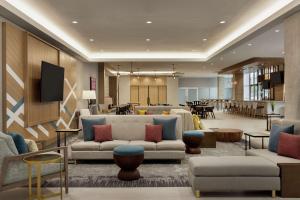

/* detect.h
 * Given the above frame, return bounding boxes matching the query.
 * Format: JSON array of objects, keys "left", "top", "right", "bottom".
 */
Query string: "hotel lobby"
[{"left": 1, "top": 0, "right": 300, "bottom": 199}]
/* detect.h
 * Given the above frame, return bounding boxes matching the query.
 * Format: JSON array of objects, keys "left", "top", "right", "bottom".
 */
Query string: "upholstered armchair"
[{"left": 0, "top": 138, "right": 68, "bottom": 193}]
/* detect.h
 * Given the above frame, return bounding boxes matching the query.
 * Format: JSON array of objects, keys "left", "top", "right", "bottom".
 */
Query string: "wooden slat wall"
[{"left": 3, "top": 22, "right": 78, "bottom": 144}]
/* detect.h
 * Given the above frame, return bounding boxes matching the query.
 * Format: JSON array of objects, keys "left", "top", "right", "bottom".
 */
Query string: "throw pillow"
[
  {"left": 268, "top": 124, "right": 294, "bottom": 152},
  {"left": 138, "top": 110, "right": 147, "bottom": 115},
  {"left": 8, "top": 133, "right": 29, "bottom": 154},
  {"left": 94, "top": 124, "right": 113, "bottom": 142},
  {"left": 145, "top": 124, "right": 163, "bottom": 143},
  {"left": 25, "top": 139, "right": 39, "bottom": 152},
  {"left": 153, "top": 117, "right": 177, "bottom": 140},
  {"left": 162, "top": 111, "right": 170, "bottom": 115},
  {"left": 82, "top": 118, "right": 106, "bottom": 141},
  {"left": 192, "top": 115, "right": 205, "bottom": 130},
  {"left": 0, "top": 131, "right": 19, "bottom": 154},
  {"left": 277, "top": 132, "right": 300, "bottom": 160}
]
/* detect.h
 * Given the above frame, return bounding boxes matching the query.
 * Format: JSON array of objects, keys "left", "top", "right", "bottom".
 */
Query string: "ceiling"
[{"left": 1, "top": 0, "right": 299, "bottom": 62}]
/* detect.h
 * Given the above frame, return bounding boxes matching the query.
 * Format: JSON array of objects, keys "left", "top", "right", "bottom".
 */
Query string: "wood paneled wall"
[
  {"left": 109, "top": 76, "right": 117, "bottom": 105},
  {"left": 2, "top": 22, "right": 78, "bottom": 144},
  {"left": 26, "top": 34, "right": 60, "bottom": 126}
]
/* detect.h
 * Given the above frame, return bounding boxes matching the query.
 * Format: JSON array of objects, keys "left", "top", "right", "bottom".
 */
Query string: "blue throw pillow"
[
  {"left": 153, "top": 118, "right": 177, "bottom": 140},
  {"left": 268, "top": 124, "right": 294, "bottom": 152},
  {"left": 82, "top": 118, "right": 106, "bottom": 141},
  {"left": 7, "top": 132, "right": 29, "bottom": 154}
]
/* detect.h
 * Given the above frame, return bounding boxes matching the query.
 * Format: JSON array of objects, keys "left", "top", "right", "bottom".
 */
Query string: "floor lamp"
[{"left": 82, "top": 90, "right": 96, "bottom": 109}]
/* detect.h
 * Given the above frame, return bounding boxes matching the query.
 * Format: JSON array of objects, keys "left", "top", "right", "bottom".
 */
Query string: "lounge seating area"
[{"left": 2, "top": 1, "right": 300, "bottom": 200}]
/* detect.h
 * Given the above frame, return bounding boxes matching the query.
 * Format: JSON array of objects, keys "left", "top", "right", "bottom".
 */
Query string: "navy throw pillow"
[
  {"left": 8, "top": 132, "right": 29, "bottom": 154},
  {"left": 268, "top": 124, "right": 294, "bottom": 152},
  {"left": 153, "top": 117, "right": 177, "bottom": 140},
  {"left": 82, "top": 118, "right": 106, "bottom": 141}
]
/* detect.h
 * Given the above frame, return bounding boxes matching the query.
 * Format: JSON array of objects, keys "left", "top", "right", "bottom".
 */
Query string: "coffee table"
[
  {"left": 244, "top": 132, "right": 270, "bottom": 150},
  {"left": 211, "top": 128, "right": 243, "bottom": 142}
]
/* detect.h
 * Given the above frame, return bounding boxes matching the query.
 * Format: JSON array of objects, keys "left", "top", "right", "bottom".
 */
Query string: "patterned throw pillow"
[{"left": 25, "top": 139, "right": 39, "bottom": 152}]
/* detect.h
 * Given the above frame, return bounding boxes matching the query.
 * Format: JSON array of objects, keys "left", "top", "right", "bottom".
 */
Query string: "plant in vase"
[{"left": 271, "top": 101, "right": 275, "bottom": 113}]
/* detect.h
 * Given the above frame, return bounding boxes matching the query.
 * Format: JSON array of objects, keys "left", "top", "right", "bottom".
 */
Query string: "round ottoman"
[
  {"left": 113, "top": 145, "right": 144, "bottom": 181},
  {"left": 183, "top": 130, "right": 204, "bottom": 154}
]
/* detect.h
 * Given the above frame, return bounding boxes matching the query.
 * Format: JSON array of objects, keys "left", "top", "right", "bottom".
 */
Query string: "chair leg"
[
  {"left": 272, "top": 190, "right": 276, "bottom": 198},
  {"left": 195, "top": 190, "right": 200, "bottom": 198}
]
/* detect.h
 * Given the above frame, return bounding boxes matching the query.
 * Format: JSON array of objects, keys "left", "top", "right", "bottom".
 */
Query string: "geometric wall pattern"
[{"left": 4, "top": 22, "right": 78, "bottom": 143}]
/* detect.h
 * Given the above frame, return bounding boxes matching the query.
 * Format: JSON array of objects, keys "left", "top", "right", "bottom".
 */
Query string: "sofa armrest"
[
  {"left": 0, "top": 146, "right": 68, "bottom": 187},
  {"left": 278, "top": 163, "right": 300, "bottom": 197}
]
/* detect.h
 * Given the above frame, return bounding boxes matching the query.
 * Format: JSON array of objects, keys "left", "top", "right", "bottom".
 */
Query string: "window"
[{"left": 244, "top": 70, "right": 260, "bottom": 101}]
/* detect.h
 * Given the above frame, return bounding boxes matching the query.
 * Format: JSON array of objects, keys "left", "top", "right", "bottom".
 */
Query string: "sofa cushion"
[
  {"left": 0, "top": 131, "right": 18, "bottom": 155},
  {"left": 129, "top": 140, "right": 156, "bottom": 150},
  {"left": 156, "top": 140, "right": 185, "bottom": 151},
  {"left": 113, "top": 145, "right": 144, "bottom": 156},
  {"left": 71, "top": 141, "right": 101, "bottom": 151},
  {"left": 189, "top": 156, "right": 279, "bottom": 177},
  {"left": 153, "top": 117, "right": 177, "bottom": 140},
  {"left": 268, "top": 124, "right": 294, "bottom": 152},
  {"left": 8, "top": 133, "right": 28, "bottom": 154},
  {"left": 277, "top": 133, "right": 300, "bottom": 160},
  {"left": 100, "top": 140, "right": 129, "bottom": 151},
  {"left": 246, "top": 149, "right": 300, "bottom": 163},
  {"left": 145, "top": 124, "right": 162, "bottom": 143},
  {"left": 94, "top": 124, "right": 112, "bottom": 142},
  {"left": 82, "top": 118, "right": 106, "bottom": 141}
]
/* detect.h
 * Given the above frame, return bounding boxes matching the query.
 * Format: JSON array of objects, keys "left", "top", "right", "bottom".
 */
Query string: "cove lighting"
[
  {"left": 107, "top": 68, "right": 175, "bottom": 76},
  {"left": 3, "top": 0, "right": 297, "bottom": 61}
]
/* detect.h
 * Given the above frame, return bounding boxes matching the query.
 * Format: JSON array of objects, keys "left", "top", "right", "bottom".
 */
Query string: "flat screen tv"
[
  {"left": 262, "top": 80, "right": 270, "bottom": 89},
  {"left": 40, "top": 61, "right": 65, "bottom": 102},
  {"left": 270, "top": 71, "right": 284, "bottom": 85}
]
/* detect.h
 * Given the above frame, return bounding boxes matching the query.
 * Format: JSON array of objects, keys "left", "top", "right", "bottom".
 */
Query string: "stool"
[
  {"left": 183, "top": 130, "right": 204, "bottom": 154},
  {"left": 113, "top": 145, "right": 144, "bottom": 180}
]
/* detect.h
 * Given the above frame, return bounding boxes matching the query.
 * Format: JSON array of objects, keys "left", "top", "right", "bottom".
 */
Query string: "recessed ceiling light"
[
  {"left": 275, "top": 29, "right": 280, "bottom": 33},
  {"left": 89, "top": 38, "right": 94, "bottom": 42},
  {"left": 232, "top": 50, "right": 236, "bottom": 54},
  {"left": 282, "top": 51, "right": 285, "bottom": 55},
  {"left": 220, "top": 56, "right": 224, "bottom": 60},
  {"left": 210, "top": 63, "right": 214, "bottom": 65},
  {"left": 146, "top": 21, "right": 152, "bottom": 24},
  {"left": 248, "top": 43, "right": 253, "bottom": 46},
  {"left": 203, "top": 38, "right": 207, "bottom": 42},
  {"left": 219, "top": 20, "right": 226, "bottom": 24},
  {"left": 146, "top": 38, "right": 151, "bottom": 42},
  {"left": 72, "top": 20, "right": 78, "bottom": 24}
]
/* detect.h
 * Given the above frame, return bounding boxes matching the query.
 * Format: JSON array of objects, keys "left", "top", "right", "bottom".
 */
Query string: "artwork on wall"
[
  {"left": 90, "top": 77, "right": 97, "bottom": 104},
  {"left": 90, "top": 77, "right": 97, "bottom": 90}
]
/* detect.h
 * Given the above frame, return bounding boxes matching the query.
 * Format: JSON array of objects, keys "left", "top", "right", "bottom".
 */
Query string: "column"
[{"left": 284, "top": 11, "right": 300, "bottom": 119}]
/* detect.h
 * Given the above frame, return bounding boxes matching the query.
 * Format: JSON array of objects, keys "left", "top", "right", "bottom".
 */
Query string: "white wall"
[
  {"left": 167, "top": 77, "right": 179, "bottom": 106},
  {"left": 118, "top": 76, "right": 130, "bottom": 105},
  {"left": 76, "top": 61, "right": 98, "bottom": 109},
  {"left": 104, "top": 70, "right": 109, "bottom": 97},
  {"left": 0, "top": 20, "right": 3, "bottom": 131}
]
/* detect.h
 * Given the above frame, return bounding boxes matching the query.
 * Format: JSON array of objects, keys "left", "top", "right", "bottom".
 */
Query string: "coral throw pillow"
[
  {"left": 277, "top": 132, "right": 300, "bottom": 160},
  {"left": 145, "top": 124, "right": 163, "bottom": 143},
  {"left": 94, "top": 125, "right": 112, "bottom": 142}
]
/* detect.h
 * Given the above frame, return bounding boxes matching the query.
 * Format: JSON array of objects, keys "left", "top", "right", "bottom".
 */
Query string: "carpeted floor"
[{"left": 44, "top": 142, "right": 245, "bottom": 187}]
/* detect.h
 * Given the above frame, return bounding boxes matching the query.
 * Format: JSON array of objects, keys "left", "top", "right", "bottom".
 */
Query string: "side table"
[
  {"left": 23, "top": 153, "right": 63, "bottom": 200},
  {"left": 56, "top": 129, "right": 81, "bottom": 152},
  {"left": 244, "top": 132, "right": 269, "bottom": 150}
]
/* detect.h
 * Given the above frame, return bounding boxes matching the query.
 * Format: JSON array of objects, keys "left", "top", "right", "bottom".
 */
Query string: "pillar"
[{"left": 284, "top": 11, "right": 300, "bottom": 119}]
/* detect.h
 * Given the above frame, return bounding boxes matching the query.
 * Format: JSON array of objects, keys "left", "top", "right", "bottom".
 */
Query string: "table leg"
[
  {"left": 266, "top": 115, "right": 269, "bottom": 131},
  {"left": 262, "top": 138, "right": 264, "bottom": 149},
  {"left": 28, "top": 163, "right": 32, "bottom": 200},
  {"left": 245, "top": 134, "right": 247, "bottom": 150},
  {"left": 36, "top": 164, "right": 42, "bottom": 200},
  {"left": 64, "top": 132, "right": 67, "bottom": 147},
  {"left": 249, "top": 136, "right": 251, "bottom": 149},
  {"left": 60, "top": 158, "right": 63, "bottom": 200},
  {"left": 57, "top": 132, "right": 61, "bottom": 153}
]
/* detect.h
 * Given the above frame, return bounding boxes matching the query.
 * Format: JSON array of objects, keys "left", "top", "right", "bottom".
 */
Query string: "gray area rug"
[{"left": 44, "top": 142, "right": 245, "bottom": 187}]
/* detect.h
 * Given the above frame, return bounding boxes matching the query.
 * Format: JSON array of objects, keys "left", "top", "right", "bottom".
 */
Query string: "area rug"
[{"left": 44, "top": 142, "right": 245, "bottom": 187}]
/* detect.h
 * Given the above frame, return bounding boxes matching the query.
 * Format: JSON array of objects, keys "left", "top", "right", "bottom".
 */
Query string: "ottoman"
[
  {"left": 188, "top": 156, "right": 280, "bottom": 198},
  {"left": 113, "top": 145, "right": 144, "bottom": 181},
  {"left": 183, "top": 130, "right": 204, "bottom": 154}
]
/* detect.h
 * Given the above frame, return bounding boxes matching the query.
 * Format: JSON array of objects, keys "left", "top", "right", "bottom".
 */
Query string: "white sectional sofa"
[{"left": 71, "top": 115, "right": 185, "bottom": 160}]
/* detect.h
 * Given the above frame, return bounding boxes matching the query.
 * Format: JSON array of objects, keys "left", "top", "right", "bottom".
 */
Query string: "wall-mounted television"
[
  {"left": 40, "top": 61, "right": 65, "bottom": 102},
  {"left": 270, "top": 71, "right": 284, "bottom": 85},
  {"left": 262, "top": 80, "right": 270, "bottom": 89}
]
